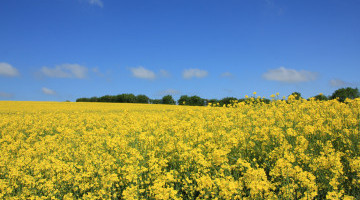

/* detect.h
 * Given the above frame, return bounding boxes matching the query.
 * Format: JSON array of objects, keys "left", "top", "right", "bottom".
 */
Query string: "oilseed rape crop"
[{"left": 0, "top": 97, "right": 359, "bottom": 199}]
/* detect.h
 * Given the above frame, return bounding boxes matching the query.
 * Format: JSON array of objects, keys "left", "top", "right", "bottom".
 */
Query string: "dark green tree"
[
  {"left": 207, "top": 99, "right": 219, "bottom": 106},
  {"left": 313, "top": 94, "right": 328, "bottom": 101},
  {"left": 89, "top": 96, "right": 98, "bottom": 102},
  {"left": 238, "top": 98, "right": 246, "bottom": 103},
  {"left": 98, "top": 95, "right": 114, "bottom": 102},
  {"left": 136, "top": 94, "right": 150, "bottom": 104},
  {"left": 219, "top": 97, "right": 238, "bottom": 106},
  {"left": 330, "top": 87, "right": 360, "bottom": 102},
  {"left": 290, "top": 92, "right": 302, "bottom": 100},
  {"left": 260, "top": 98, "right": 271, "bottom": 104},
  {"left": 124, "top": 94, "right": 136, "bottom": 103},
  {"left": 161, "top": 95, "right": 176, "bottom": 105},
  {"left": 188, "top": 95, "right": 205, "bottom": 106},
  {"left": 150, "top": 99, "right": 161, "bottom": 104},
  {"left": 178, "top": 95, "right": 190, "bottom": 105},
  {"left": 114, "top": 94, "right": 125, "bottom": 102},
  {"left": 76, "top": 97, "right": 90, "bottom": 102}
]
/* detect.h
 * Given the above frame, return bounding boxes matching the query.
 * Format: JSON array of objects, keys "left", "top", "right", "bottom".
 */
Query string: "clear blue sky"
[{"left": 1, "top": 0, "right": 359, "bottom": 101}]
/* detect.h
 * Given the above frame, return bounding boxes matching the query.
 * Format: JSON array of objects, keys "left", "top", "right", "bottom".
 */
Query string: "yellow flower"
[{"left": 1, "top": 98, "right": 359, "bottom": 199}]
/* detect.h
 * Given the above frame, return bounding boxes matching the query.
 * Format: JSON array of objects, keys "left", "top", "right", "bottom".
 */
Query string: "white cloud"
[
  {"left": 41, "top": 64, "right": 88, "bottom": 79},
  {"left": 183, "top": 68, "right": 208, "bottom": 79},
  {"left": 221, "top": 72, "right": 234, "bottom": 78},
  {"left": 160, "top": 69, "right": 171, "bottom": 78},
  {"left": 42, "top": 87, "right": 56, "bottom": 95},
  {"left": 330, "top": 79, "right": 347, "bottom": 87},
  {"left": 88, "top": 0, "right": 103, "bottom": 7},
  {"left": 0, "top": 62, "right": 19, "bottom": 77},
  {"left": 0, "top": 92, "right": 14, "bottom": 98},
  {"left": 92, "top": 67, "right": 100, "bottom": 73},
  {"left": 262, "top": 67, "right": 317, "bottom": 83},
  {"left": 129, "top": 66, "right": 156, "bottom": 80},
  {"left": 158, "top": 89, "right": 180, "bottom": 96},
  {"left": 92, "top": 67, "right": 104, "bottom": 77}
]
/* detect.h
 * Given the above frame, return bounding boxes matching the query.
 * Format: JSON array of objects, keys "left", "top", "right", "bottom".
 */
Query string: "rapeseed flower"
[{"left": 0, "top": 99, "right": 359, "bottom": 199}]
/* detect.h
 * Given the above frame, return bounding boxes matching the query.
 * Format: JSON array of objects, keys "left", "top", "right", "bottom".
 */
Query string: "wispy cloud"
[
  {"left": 330, "top": 79, "right": 348, "bottom": 87},
  {"left": 221, "top": 72, "right": 234, "bottom": 78},
  {"left": 183, "top": 68, "right": 208, "bottom": 79},
  {"left": 263, "top": 67, "right": 317, "bottom": 83},
  {"left": 0, "top": 92, "right": 14, "bottom": 98},
  {"left": 88, "top": 0, "right": 103, "bottom": 7},
  {"left": 41, "top": 64, "right": 88, "bottom": 79},
  {"left": 160, "top": 69, "right": 171, "bottom": 78},
  {"left": 129, "top": 66, "right": 156, "bottom": 80},
  {"left": 92, "top": 67, "right": 104, "bottom": 77},
  {"left": 158, "top": 89, "right": 180, "bottom": 96},
  {"left": 0, "top": 62, "right": 19, "bottom": 77},
  {"left": 42, "top": 87, "right": 56, "bottom": 95}
]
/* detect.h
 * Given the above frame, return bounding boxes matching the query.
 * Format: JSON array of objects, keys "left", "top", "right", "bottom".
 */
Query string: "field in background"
[{"left": 0, "top": 99, "right": 359, "bottom": 199}]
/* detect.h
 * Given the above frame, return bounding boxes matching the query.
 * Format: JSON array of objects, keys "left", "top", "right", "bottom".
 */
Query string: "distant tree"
[
  {"left": 98, "top": 95, "right": 114, "bottom": 102},
  {"left": 330, "top": 87, "right": 360, "bottom": 102},
  {"left": 178, "top": 95, "right": 190, "bottom": 105},
  {"left": 89, "top": 96, "right": 98, "bottom": 102},
  {"left": 207, "top": 99, "right": 219, "bottom": 106},
  {"left": 136, "top": 94, "right": 150, "bottom": 104},
  {"left": 150, "top": 99, "right": 161, "bottom": 104},
  {"left": 125, "top": 94, "right": 136, "bottom": 103},
  {"left": 290, "top": 92, "right": 302, "bottom": 100},
  {"left": 219, "top": 97, "right": 238, "bottom": 106},
  {"left": 188, "top": 95, "right": 205, "bottom": 106},
  {"left": 76, "top": 97, "right": 90, "bottom": 102},
  {"left": 77, "top": 93, "right": 149, "bottom": 103},
  {"left": 113, "top": 94, "right": 123, "bottom": 102},
  {"left": 313, "top": 93, "right": 328, "bottom": 101},
  {"left": 109, "top": 94, "right": 136, "bottom": 103},
  {"left": 260, "top": 98, "right": 271, "bottom": 104},
  {"left": 238, "top": 98, "right": 246, "bottom": 103},
  {"left": 113, "top": 93, "right": 136, "bottom": 103},
  {"left": 161, "top": 95, "right": 176, "bottom": 105}
]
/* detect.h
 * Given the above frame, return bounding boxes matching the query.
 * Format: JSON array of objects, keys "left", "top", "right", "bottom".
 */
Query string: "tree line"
[
  {"left": 76, "top": 87, "right": 360, "bottom": 105},
  {"left": 76, "top": 94, "right": 176, "bottom": 104},
  {"left": 291, "top": 87, "right": 360, "bottom": 102}
]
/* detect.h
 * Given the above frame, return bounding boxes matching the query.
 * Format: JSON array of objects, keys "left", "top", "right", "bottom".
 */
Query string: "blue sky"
[{"left": 1, "top": 0, "right": 359, "bottom": 101}]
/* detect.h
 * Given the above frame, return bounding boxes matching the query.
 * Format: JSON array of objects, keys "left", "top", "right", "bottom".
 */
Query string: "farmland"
[{"left": 0, "top": 98, "right": 359, "bottom": 199}]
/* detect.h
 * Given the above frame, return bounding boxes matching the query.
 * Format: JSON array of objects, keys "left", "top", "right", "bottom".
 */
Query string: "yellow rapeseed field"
[{"left": 0, "top": 97, "right": 359, "bottom": 199}]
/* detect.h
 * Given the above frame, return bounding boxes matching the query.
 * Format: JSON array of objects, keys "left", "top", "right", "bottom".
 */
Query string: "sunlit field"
[{"left": 1, "top": 98, "right": 359, "bottom": 199}]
